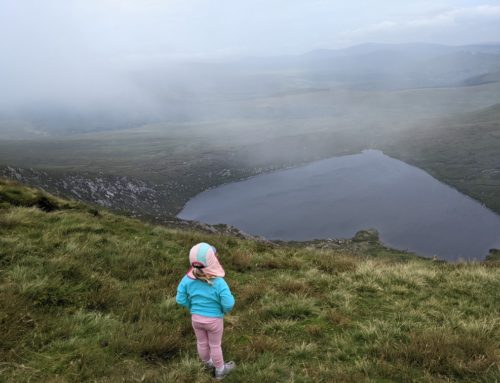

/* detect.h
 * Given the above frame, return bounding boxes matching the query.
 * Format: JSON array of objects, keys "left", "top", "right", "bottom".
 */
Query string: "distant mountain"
[
  {"left": 460, "top": 43, "right": 500, "bottom": 55},
  {"left": 304, "top": 42, "right": 500, "bottom": 58},
  {"left": 302, "top": 42, "right": 454, "bottom": 59},
  {"left": 463, "top": 70, "right": 500, "bottom": 86},
  {"left": 296, "top": 43, "right": 500, "bottom": 89}
]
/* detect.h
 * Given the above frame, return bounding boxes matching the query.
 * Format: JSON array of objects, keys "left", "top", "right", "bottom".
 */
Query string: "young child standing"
[{"left": 176, "top": 242, "right": 236, "bottom": 380}]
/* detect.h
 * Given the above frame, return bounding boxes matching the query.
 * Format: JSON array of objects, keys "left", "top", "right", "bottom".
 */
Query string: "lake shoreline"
[{"left": 178, "top": 150, "right": 500, "bottom": 261}]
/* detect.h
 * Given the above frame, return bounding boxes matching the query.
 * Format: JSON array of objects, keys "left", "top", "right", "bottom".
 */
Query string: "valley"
[{"left": 1, "top": 43, "right": 499, "bottom": 245}]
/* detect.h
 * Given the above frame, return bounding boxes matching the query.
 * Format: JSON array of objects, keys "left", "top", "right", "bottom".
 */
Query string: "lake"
[{"left": 178, "top": 150, "right": 500, "bottom": 260}]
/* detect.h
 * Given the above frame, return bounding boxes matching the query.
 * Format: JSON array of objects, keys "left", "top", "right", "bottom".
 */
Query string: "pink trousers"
[{"left": 191, "top": 314, "right": 224, "bottom": 368}]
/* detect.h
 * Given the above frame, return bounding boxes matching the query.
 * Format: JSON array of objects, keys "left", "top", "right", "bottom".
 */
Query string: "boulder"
[{"left": 353, "top": 229, "right": 379, "bottom": 243}]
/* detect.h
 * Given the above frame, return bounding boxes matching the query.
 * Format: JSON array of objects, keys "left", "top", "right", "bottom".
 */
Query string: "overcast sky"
[
  {"left": 1, "top": 0, "right": 500, "bottom": 61},
  {"left": 1, "top": 0, "right": 500, "bottom": 109}
]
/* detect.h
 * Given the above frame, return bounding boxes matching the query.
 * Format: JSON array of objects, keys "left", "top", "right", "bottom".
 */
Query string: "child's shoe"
[{"left": 214, "top": 361, "right": 236, "bottom": 380}]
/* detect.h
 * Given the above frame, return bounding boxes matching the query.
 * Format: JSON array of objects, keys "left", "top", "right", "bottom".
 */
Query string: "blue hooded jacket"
[{"left": 176, "top": 275, "right": 235, "bottom": 318}]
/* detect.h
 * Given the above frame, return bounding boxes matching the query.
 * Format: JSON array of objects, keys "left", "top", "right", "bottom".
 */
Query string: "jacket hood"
[{"left": 187, "top": 242, "right": 225, "bottom": 278}]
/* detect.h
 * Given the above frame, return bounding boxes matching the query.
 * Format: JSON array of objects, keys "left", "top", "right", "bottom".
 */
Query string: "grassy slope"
[
  {"left": 383, "top": 103, "right": 500, "bottom": 213},
  {"left": 1, "top": 179, "right": 499, "bottom": 382}
]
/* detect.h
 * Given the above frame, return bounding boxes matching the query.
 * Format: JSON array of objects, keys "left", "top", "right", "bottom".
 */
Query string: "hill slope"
[
  {"left": 383, "top": 103, "right": 500, "bottom": 213},
  {"left": 0, "top": 180, "right": 499, "bottom": 382}
]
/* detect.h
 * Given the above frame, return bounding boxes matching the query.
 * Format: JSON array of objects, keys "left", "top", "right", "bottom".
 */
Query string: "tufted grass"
[{"left": 1, "top": 179, "right": 499, "bottom": 382}]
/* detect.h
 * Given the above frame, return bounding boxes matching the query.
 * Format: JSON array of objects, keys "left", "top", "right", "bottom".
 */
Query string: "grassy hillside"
[
  {"left": 1, "top": 179, "right": 499, "bottom": 382},
  {"left": 384, "top": 103, "right": 500, "bottom": 213}
]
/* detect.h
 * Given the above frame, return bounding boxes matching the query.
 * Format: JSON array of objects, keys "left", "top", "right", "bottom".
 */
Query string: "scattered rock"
[
  {"left": 170, "top": 218, "right": 269, "bottom": 242},
  {"left": 352, "top": 229, "right": 379, "bottom": 243}
]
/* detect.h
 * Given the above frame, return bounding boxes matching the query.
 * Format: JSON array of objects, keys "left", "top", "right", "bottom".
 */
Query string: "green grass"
[
  {"left": 1, "top": 179, "right": 499, "bottom": 382},
  {"left": 383, "top": 103, "right": 500, "bottom": 213}
]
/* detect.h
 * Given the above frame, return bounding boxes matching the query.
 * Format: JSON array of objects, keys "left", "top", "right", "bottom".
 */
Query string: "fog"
[{"left": 1, "top": 0, "right": 500, "bottom": 134}]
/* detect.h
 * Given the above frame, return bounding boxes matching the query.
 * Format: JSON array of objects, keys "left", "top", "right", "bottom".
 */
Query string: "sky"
[
  {"left": 1, "top": 0, "right": 500, "bottom": 108},
  {"left": 1, "top": 0, "right": 500, "bottom": 61}
]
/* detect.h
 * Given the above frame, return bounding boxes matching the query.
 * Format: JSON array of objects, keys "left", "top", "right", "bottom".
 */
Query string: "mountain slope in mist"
[
  {"left": 383, "top": 102, "right": 500, "bottom": 212},
  {"left": 0, "top": 73, "right": 499, "bottom": 220},
  {"left": 2, "top": 43, "right": 500, "bottom": 137}
]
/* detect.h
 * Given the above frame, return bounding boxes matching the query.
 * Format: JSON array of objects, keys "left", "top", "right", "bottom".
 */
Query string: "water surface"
[{"left": 178, "top": 150, "right": 500, "bottom": 260}]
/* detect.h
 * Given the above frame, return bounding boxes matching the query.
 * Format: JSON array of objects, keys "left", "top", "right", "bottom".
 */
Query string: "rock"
[
  {"left": 36, "top": 196, "right": 57, "bottom": 212},
  {"left": 486, "top": 248, "right": 500, "bottom": 262},
  {"left": 353, "top": 229, "right": 379, "bottom": 243}
]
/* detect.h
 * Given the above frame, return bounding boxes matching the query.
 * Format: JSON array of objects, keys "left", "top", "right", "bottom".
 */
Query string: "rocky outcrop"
[{"left": 0, "top": 166, "right": 172, "bottom": 217}]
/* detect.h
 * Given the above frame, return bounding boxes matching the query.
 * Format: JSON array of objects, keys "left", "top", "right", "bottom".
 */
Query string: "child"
[{"left": 176, "top": 242, "right": 236, "bottom": 380}]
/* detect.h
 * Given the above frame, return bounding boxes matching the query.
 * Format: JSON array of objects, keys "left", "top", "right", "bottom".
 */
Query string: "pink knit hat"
[{"left": 186, "top": 242, "right": 225, "bottom": 279}]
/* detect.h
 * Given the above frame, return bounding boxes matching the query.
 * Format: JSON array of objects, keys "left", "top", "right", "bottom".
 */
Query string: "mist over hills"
[
  {"left": 1, "top": 42, "right": 500, "bottom": 138},
  {"left": 0, "top": 41, "right": 499, "bottom": 235}
]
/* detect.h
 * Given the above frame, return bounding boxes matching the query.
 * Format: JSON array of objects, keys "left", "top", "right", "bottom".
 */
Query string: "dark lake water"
[{"left": 178, "top": 150, "right": 500, "bottom": 260}]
